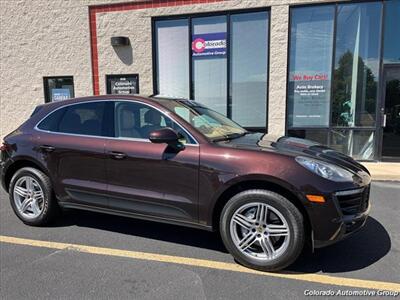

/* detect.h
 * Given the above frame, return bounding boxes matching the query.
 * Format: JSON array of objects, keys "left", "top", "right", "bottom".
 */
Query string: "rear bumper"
[{"left": 0, "top": 161, "right": 6, "bottom": 192}]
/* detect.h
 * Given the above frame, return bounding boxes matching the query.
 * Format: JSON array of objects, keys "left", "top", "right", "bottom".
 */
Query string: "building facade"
[{"left": 1, "top": 0, "right": 399, "bottom": 161}]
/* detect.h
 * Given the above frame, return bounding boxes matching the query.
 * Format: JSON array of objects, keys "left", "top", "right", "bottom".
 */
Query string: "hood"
[{"left": 216, "top": 133, "right": 370, "bottom": 176}]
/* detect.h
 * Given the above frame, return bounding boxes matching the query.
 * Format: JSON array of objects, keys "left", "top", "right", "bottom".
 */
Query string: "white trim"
[{"left": 334, "top": 188, "right": 365, "bottom": 196}]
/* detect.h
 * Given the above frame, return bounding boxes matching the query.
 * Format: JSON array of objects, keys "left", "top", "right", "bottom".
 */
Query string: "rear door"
[
  {"left": 35, "top": 101, "right": 111, "bottom": 207},
  {"left": 105, "top": 100, "right": 200, "bottom": 222}
]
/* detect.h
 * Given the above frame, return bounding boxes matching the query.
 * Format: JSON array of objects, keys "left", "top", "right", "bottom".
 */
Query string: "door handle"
[
  {"left": 40, "top": 145, "right": 55, "bottom": 153},
  {"left": 108, "top": 151, "right": 127, "bottom": 159}
]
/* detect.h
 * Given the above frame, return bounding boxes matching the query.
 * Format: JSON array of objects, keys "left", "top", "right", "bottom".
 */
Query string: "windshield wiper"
[{"left": 212, "top": 131, "right": 250, "bottom": 142}]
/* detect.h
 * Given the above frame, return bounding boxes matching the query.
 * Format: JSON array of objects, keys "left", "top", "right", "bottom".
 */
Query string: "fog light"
[{"left": 306, "top": 195, "right": 325, "bottom": 203}]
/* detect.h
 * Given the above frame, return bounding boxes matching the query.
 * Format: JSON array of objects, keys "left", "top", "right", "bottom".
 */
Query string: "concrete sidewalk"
[{"left": 362, "top": 162, "right": 400, "bottom": 182}]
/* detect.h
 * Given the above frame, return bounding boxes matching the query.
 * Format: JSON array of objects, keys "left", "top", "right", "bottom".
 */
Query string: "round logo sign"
[{"left": 192, "top": 38, "right": 206, "bottom": 53}]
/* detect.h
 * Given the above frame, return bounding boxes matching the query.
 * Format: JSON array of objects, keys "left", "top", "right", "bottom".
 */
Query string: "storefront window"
[
  {"left": 383, "top": 0, "right": 400, "bottom": 64},
  {"left": 230, "top": 11, "right": 268, "bottom": 127},
  {"left": 287, "top": 129, "right": 329, "bottom": 145},
  {"left": 288, "top": 5, "right": 335, "bottom": 128},
  {"left": 330, "top": 129, "right": 375, "bottom": 160},
  {"left": 155, "top": 19, "right": 189, "bottom": 98},
  {"left": 287, "top": 2, "right": 385, "bottom": 160},
  {"left": 43, "top": 76, "right": 74, "bottom": 102},
  {"left": 192, "top": 16, "right": 227, "bottom": 115},
  {"left": 154, "top": 10, "right": 270, "bottom": 130},
  {"left": 332, "top": 2, "right": 381, "bottom": 127}
]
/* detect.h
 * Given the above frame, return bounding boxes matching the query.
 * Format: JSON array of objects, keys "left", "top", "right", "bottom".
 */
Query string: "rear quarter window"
[{"left": 37, "top": 108, "right": 66, "bottom": 131}]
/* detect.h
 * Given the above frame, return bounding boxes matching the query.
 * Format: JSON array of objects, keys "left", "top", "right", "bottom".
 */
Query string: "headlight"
[{"left": 295, "top": 156, "right": 354, "bottom": 182}]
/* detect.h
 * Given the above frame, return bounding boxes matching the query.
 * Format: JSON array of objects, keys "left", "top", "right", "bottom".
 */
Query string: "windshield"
[{"left": 157, "top": 99, "right": 247, "bottom": 141}]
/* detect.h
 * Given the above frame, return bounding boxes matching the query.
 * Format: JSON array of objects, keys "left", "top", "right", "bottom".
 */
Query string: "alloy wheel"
[
  {"left": 230, "top": 202, "right": 290, "bottom": 261},
  {"left": 13, "top": 176, "right": 44, "bottom": 219}
]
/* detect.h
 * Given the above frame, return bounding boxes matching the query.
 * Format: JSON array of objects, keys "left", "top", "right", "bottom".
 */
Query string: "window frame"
[
  {"left": 151, "top": 7, "right": 271, "bottom": 132},
  {"left": 35, "top": 100, "right": 199, "bottom": 145},
  {"left": 43, "top": 76, "right": 75, "bottom": 103},
  {"left": 286, "top": 0, "right": 386, "bottom": 161},
  {"left": 35, "top": 101, "right": 110, "bottom": 138}
]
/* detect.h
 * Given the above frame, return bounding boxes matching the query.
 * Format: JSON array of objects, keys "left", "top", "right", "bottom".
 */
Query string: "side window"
[
  {"left": 57, "top": 102, "right": 105, "bottom": 136},
  {"left": 37, "top": 108, "right": 66, "bottom": 131},
  {"left": 114, "top": 101, "right": 194, "bottom": 144}
]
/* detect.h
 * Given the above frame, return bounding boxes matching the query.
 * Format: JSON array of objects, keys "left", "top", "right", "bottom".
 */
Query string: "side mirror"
[{"left": 149, "top": 127, "right": 180, "bottom": 145}]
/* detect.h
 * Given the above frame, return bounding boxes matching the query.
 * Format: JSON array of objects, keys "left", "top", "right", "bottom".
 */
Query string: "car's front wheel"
[
  {"left": 220, "top": 189, "right": 305, "bottom": 271},
  {"left": 9, "top": 167, "right": 59, "bottom": 226}
]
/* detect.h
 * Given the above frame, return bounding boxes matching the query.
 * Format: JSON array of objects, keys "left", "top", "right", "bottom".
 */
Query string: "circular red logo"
[{"left": 192, "top": 38, "right": 206, "bottom": 53}]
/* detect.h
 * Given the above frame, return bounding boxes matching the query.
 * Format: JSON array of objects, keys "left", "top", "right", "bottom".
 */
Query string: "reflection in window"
[
  {"left": 330, "top": 130, "right": 375, "bottom": 160},
  {"left": 230, "top": 12, "right": 268, "bottom": 127},
  {"left": 332, "top": 2, "right": 382, "bottom": 127},
  {"left": 383, "top": 0, "right": 400, "bottom": 64},
  {"left": 155, "top": 19, "right": 189, "bottom": 98},
  {"left": 287, "top": 129, "right": 328, "bottom": 145},
  {"left": 114, "top": 102, "right": 193, "bottom": 143},
  {"left": 288, "top": 5, "right": 334, "bottom": 127},
  {"left": 192, "top": 16, "right": 227, "bottom": 115}
]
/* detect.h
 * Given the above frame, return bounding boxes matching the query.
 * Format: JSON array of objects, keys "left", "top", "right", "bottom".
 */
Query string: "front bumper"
[
  {"left": 313, "top": 201, "right": 370, "bottom": 248},
  {"left": 306, "top": 184, "right": 371, "bottom": 249}
]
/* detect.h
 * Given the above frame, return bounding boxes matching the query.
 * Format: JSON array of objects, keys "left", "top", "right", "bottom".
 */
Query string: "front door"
[
  {"left": 105, "top": 101, "right": 199, "bottom": 222},
  {"left": 381, "top": 66, "right": 400, "bottom": 160}
]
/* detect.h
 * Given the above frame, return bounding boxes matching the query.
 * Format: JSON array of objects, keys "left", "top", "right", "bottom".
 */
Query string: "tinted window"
[
  {"left": 287, "top": 129, "right": 328, "bottom": 145},
  {"left": 192, "top": 16, "right": 227, "bottom": 115},
  {"left": 230, "top": 11, "right": 268, "bottom": 127},
  {"left": 383, "top": 0, "right": 400, "bottom": 64},
  {"left": 53, "top": 102, "right": 105, "bottom": 136},
  {"left": 114, "top": 102, "right": 194, "bottom": 144},
  {"left": 288, "top": 5, "right": 335, "bottom": 128},
  {"left": 37, "top": 108, "right": 66, "bottom": 131},
  {"left": 332, "top": 2, "right": 382, "bottom": 127},
  {"left": 155, "top": 19, "right": 190, "bottom": 98}
]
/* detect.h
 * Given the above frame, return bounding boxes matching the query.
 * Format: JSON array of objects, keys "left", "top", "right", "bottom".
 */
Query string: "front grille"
[{"left": 335, "top": 186, "right": 370, "bottom": 215}]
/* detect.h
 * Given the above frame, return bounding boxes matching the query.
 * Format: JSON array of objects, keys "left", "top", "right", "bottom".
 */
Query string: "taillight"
[{"left": 0, "top": 142, "right": 11, "bottom": 152}]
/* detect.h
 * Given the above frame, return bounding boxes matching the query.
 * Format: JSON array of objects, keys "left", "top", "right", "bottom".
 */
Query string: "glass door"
[{"left": 381, "top": 65, "right": 400, "bottom": 160}]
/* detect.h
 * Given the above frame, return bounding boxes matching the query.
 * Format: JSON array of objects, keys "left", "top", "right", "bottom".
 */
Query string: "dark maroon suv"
[{"left": 0, "top": 95, "right": 371, "bottom": 271}]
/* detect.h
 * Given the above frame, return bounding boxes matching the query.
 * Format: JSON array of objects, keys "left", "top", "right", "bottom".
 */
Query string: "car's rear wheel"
[
  {"left": 9, "top": 167, "right": 59, "bottom": 226},
  {"left": 220, "top": 189, "right": 305, "bottom": 271}
]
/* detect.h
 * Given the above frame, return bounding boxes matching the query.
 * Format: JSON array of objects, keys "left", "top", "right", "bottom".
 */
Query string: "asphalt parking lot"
[{"left": 1, "top": 181, "right": 399, "bottom": 299}]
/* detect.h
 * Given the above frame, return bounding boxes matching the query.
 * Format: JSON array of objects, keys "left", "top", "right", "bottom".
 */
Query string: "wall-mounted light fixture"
[{"left": 111, "top": 36, "right": 130, "bottom": 47}]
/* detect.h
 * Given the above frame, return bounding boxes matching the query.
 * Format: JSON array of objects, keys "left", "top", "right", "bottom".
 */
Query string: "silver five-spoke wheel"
[
  {"left": 230, "top": 202, "right": 290, "bottom": 261},
  {"left": 13, "top": 176, "right": 44, "bottom": 219}
]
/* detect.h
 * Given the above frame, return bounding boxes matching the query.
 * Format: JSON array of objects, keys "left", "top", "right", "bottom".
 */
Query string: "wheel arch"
[
  {"left": 4, "top": 157, "right": 49, "bottom": 192},
  {"left": 211, "top": 177, "right": 312, "bottom": 237}
]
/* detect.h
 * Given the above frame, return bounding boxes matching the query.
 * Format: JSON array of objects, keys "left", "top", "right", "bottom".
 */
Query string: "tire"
[
  {"left": 9, "top": 167, "right": 59, "bottom": 226},
  {"left": 220, "top": 189, "right": 305, "bottom": 271}
]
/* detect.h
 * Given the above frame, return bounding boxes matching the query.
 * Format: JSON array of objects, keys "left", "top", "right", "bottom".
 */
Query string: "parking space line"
[{"left": 1, "top": 235, "right": 399, "bottom": 292}]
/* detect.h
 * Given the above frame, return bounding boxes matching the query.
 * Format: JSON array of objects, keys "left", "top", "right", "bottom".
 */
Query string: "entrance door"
[{"left": 382, "top": 65, "right": 400, "bottom": 160}]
